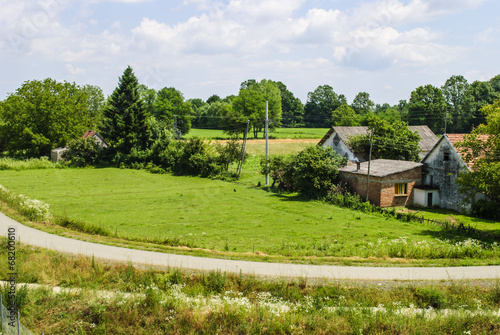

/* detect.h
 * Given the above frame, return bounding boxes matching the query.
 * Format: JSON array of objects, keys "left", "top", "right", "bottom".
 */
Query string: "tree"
[
  {"left": 102, "top": 66, "right": 149, "bottom": 153},
  {"left": 197, "top": 101, "right": 228, "bottom": 129},
  {"left": 456, "top": 100, "right": 500, "bottom": 218},
  {"left": 348, "top": 116, "right": 421, "bottom": 162},
  {"left": 352, "top": 92, "right": 375, "bottom": 115},
  {"left": 188, "top": 98, "right": 207, "bottom": 128},
  {"left": 206, "top": 94, "right": 222, "bottom": 104},
  {"left": 468, "top": 80, "right": 498, "bottom": 129},
  {"left": 304, "top": 85, "right": 344, "bottom": 127},
  {"left": 82, "top": 84, "right": 106, "bottom": 130},
  {"left": 232, "top": 79, "right": 282, "bottom": 138},
  {"left": 331, "top": 104, "right": 360, "bottom": 126},
  {"left": 408, "top": 84, "right": 447, "bottom": 134},
  {"left": 153, "top": 87, "right": 193, "bottom": 136},
  {"left": 441, "top": 75, "right": 473, "bottom": 133},
  {"left": 276, "top": 81, "right": 304, "bottom": 127},
  {"left": 0, "top": 78, "right": 101, "bottom": 157}
]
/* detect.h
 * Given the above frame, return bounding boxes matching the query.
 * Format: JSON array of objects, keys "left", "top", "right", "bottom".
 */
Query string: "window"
[
  {"left": 443, "top": 151, "right": 450, "bottom": 161},
  {"left": 394, "top": 183, "right": 408, "bottom": 195}
]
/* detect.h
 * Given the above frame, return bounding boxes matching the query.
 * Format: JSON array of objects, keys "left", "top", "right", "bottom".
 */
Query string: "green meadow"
[
  {"left": 1, "top": 165, "right": 499, "bottom": 266},
  {"left": 187, "top": 128, "right": 330, "bottom": 139}
]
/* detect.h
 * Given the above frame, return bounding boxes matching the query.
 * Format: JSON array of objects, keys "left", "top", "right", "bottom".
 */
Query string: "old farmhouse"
[
  {"left": 417, "top": 134, "right": 488, "bottom": 212},
  {"left": 319, "top": 126, "right": 439, "bottom": 162}
]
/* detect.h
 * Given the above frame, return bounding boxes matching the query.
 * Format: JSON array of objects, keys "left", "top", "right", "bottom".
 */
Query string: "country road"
[{"left": 2, "top": 212, "right": 500, "bottom": 281}]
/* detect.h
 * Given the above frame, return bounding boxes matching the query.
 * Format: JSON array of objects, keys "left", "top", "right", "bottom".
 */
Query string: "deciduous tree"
[
  {"left": 457, "top": 100, "right": 500, "bottom": 219},
  {"left": 232, "top": 79, "right": 282, "bottom": 138},
  {"left": 348, "top": 116, "right": 421, "bottom": 162},
  {"left": 0, "top": 78, "right": 102, "bottom": 157},
  {"left": 304, "top": 85, "right": 345, "bottom": 127},
  {"left": 441, "top": 75, "right": 473, "bottom": 133},
  {"left": 408, "top": 84, "right": 447, "bottom": 134}
]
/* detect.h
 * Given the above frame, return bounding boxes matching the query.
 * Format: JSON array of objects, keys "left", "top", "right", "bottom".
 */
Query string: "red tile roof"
[
  {"left": 446, "top": 133, "right": 489, "bottom": 170},
  {"left": 82, "top": 130, "right": 97, "bottom": 139}
]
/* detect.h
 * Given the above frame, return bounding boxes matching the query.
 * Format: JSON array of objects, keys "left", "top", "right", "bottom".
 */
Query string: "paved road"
[{"left": 2, "top": 212, "right": 500, "bottom": 281}]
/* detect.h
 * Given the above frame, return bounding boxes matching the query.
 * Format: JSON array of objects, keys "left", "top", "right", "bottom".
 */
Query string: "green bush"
[
  {"left": 64, "top": 137, "right": 103, "bottom": 167},
  {"left": 471, "top": 199, "right": 500, "bottom": 221},
  {"left": 262, "top": 146, "right": 347, "bottom": 197}
]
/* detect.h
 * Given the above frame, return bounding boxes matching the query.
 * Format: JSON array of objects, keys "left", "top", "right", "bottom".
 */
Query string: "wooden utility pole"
[{"left": 365, "top": 130, "right": 374, "bottom": 202}]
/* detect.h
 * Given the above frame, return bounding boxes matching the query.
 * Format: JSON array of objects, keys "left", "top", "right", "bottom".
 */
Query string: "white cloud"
[{"left": 65, "top": 64, "right": 86, "bottom": 75}]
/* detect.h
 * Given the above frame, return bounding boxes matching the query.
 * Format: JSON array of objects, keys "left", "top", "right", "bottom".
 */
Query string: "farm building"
[
  {"left": 418, "top": 134, "right": 488, "bottom": 211},
  {"left": 339, "top": 159, "right": 423, "bottom": 207},
  {"left": 50, "top": 147, "right": 68, "bottom": 163},
  {"left": 318, "top": 126, "right": 439, "bottom": 162},
  {"left": 82, "top": 130, "right": 109, "bottom": 149}
]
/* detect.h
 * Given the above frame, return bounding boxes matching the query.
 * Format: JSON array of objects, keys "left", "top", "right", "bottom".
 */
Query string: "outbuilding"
[{"left": 339, "top": 159, "right": 423, "bottom": 207}]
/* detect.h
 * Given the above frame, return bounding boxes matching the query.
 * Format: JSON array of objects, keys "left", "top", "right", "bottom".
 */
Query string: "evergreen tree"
[{"left": 102, "top": 66, "right": 149, "bottom": 153}]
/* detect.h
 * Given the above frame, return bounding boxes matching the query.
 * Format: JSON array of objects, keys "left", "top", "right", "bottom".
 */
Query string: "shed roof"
[{"left": 339, "top": 159, "right": 423, "bottom": 178}]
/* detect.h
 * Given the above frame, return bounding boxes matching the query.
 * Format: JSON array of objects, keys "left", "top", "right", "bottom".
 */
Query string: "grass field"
[
  {"left": 3, "top": 239, "right": 500, "bottom": 335},
  {"left": 1, "top": 166, "right": 499, "bottom": 266},
  {"left": 186, "top": 128, "right": 330, "bottom": 140}
]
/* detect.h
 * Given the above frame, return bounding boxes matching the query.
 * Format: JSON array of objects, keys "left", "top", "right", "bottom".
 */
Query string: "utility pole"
[
  {"left": 265, "top": 101, "right": 269, "bottom": 186},
  {"left": 365, "top": 129, "right": 374, "bottom": 202}
]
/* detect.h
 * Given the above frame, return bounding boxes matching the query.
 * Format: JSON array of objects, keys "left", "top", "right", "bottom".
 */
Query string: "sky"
[{"left": 1, "top": 0, "right": 499, "bottom": 105}]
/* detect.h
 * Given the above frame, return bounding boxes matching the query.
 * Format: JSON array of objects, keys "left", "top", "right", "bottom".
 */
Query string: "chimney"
[{"left": 354, "top": 158, "right": 360, "bottom": 172}]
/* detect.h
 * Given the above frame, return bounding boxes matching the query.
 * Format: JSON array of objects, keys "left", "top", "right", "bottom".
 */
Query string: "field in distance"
[
  {"left": 1, "top": 167, "right": 499, "bottom": 266},
  {"left": 186, "top": 128, "right": 330, "bottom": 140}
]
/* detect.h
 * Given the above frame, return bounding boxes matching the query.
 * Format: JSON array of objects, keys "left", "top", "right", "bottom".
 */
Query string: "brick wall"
[{"left": 339, "top": 167, "right": 422, "bottom": 207}]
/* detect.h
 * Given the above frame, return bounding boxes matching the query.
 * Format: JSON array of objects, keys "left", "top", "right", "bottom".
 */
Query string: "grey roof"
[
  {"left": 318, "top": 125, "right": 438, "bottom": 155},
  {"left": 408, "top": 126, "right": 439, "bottom": 153},
  {"left": 339, "top": 159, "right": 423, "bottom": 178}
]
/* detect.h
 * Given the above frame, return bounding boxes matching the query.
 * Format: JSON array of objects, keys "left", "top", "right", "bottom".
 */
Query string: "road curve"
[{"left": 2, "top": 212, "right": 500, "bottom": 281}]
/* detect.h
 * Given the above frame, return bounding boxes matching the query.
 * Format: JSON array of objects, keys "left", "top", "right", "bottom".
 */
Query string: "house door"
[{"left": 427, "top": 192, "right": 433, "bottom": 207}]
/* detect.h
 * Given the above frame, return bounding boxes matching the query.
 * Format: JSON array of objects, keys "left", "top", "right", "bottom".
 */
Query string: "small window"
[
  {"left": 394, "top": 183, "right": 408, "bottom": 196},
  {"left": 443, "top": 151, "right": 450, "bottom": 161}
]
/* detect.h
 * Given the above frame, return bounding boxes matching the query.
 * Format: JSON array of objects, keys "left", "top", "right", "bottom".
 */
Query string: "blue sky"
[{"left": 1, "top": 0, "right": 499, "bottom": 105}]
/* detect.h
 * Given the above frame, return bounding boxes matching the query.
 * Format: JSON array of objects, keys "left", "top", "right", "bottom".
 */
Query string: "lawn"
[
  {"left": 1, "top": 167, "right": 499, "bottom": 266},
  {"left": 186, "top": 128, "right": 330, "bottom": 140}
]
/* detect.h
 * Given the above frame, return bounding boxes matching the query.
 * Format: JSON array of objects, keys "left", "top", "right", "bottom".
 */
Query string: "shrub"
[
  {"left": 215, "top": 137, "right": 245, "bottom": 171},
  {"left": 0, "top": 157, "right": 60, "bottom": 170},
  {"left": 471, "top": 199, "right": 500, "bottom": 221},
  {"left": 64, "top": 137, "right": 103, "bottom": 167},
  {"left": 262, "top": 146, "right": 348, "bottom": 197}
]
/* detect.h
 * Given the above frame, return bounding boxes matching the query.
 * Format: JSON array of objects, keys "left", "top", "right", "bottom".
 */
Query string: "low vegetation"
[
  {"left": 2, "top": 239, "right": 500, "bottom": 334},
  {"left": 1, "top": 165, "right": 498, "bottom": 266}
]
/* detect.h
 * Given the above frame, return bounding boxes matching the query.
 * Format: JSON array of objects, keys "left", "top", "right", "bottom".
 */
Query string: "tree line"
[{"left": 1, "top": 66, "right": 499, "bottom": 158}]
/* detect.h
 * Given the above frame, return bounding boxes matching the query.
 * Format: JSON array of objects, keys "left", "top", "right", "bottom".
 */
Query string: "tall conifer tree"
[{"left": 102, "top": 66, "right": 148, "bottom": 152}]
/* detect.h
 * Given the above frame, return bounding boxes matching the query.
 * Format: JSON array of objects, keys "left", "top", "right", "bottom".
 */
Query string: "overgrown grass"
[
  {"left": 1, "top": 167, "right": 499, "bottom": 266},
  {"left": 2, "top": 239, "right": 500, "bottom": 334},
  {"left": 0, "top": 157, "right": 62, "bottom": 170}
]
